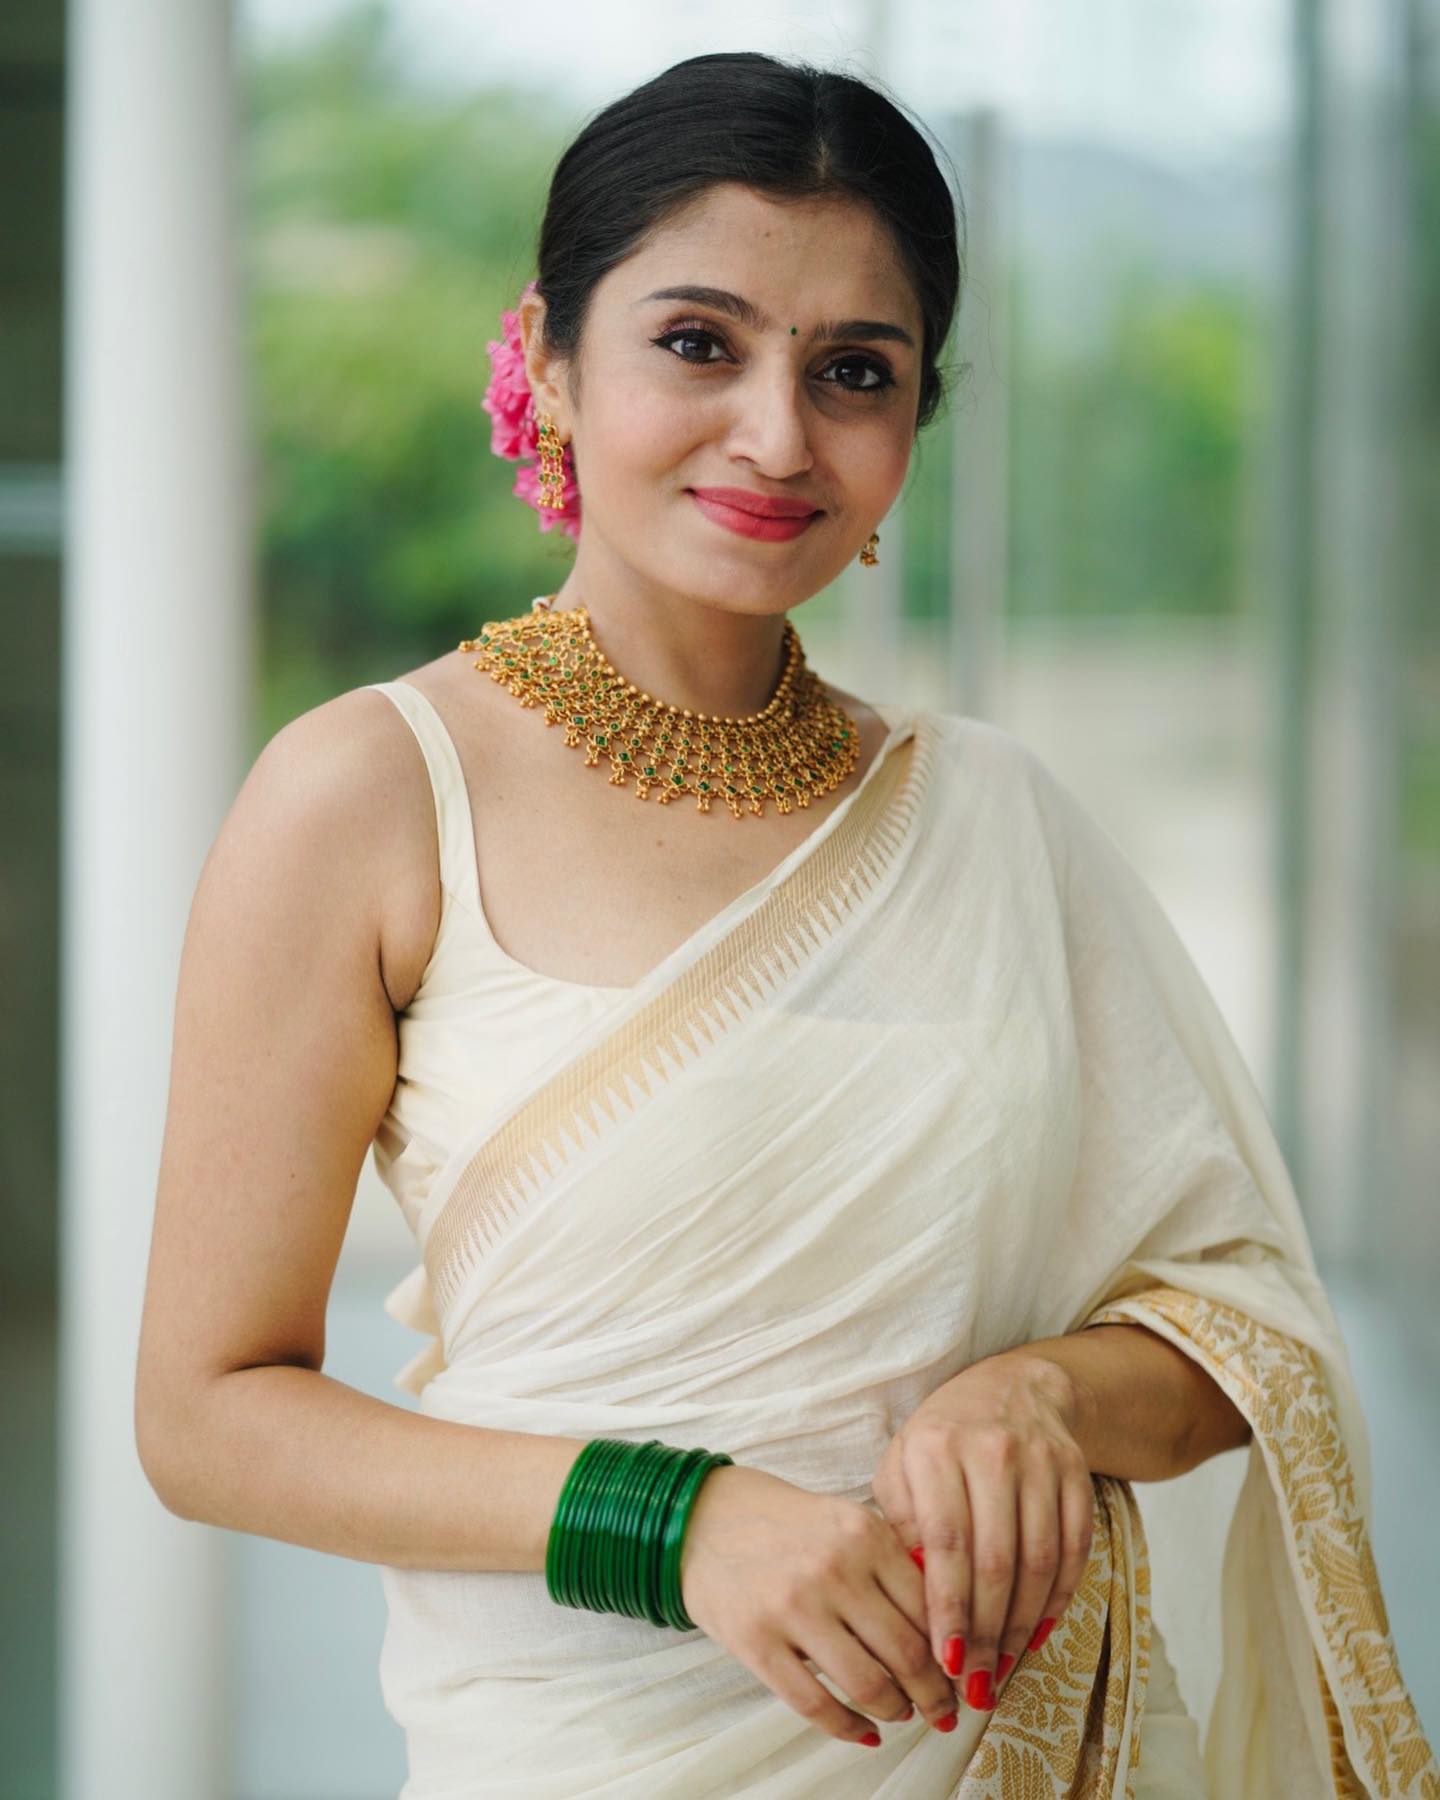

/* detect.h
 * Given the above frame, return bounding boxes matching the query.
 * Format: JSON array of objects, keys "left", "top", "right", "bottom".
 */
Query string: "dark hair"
[{"left": 531, "top": 52, "right": 966, "bottom": 435}]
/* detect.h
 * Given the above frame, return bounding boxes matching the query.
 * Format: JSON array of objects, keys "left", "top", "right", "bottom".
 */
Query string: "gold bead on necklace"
[{"left": 458, "top": 600, "right": 860, "bottom": 819}]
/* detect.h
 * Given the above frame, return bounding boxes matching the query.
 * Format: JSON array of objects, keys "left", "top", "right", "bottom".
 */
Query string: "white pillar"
[
  {"left": 62, "top": 0, "right": 252, "bottom": 1794},
  {"left": 945, "top": 105, "right": 1011, "bottom": 723},
  {"left": 1292, "top": 0, "right": 1408, "bottom": 1262}
]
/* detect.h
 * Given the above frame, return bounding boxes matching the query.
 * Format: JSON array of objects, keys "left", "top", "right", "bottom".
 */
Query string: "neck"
[{"left": 544, "top": 567, "right": 796, "bottom": 719}]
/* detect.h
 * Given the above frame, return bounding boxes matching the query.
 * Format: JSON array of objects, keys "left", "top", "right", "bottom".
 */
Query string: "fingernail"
[
  {"left": 966, "top": 1669, "right": 996, "bottom": 1711},
  {"left": 932, "top": 1711, "right": 957, "bottom": 1733},
  {"left": 1028, "top": 1616, "right": 1056, "bottom": 1652},
  {"left": 943, "top": 1635, "right": 965, "bottom": 1677},
  {"left": 909, "top": 1544, "right": 925, "bottom": 1570},
  {"left": 899, "top": 1704, "right": 915, "bottom": 1720},
  {"left": 997, "top": 1652, "right": 1015, "bottom": 1680},
  {"left": 858, "top": 1730, "right": 882, "bottom": 1747}
]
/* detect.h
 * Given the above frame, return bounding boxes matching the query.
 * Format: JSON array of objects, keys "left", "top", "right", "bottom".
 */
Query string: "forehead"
[{"left": 607, "top": 183, "right": 916, "bottom": 321}]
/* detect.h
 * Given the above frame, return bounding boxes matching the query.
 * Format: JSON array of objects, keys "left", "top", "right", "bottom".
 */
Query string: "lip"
[
  {"left": 688, "top": 487, "right": 823, "bottom": 543},
  {"left": 688, "top": 486, "right": 822, "bottom": 519}
]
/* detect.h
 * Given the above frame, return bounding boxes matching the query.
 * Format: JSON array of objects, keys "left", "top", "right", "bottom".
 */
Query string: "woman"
[{"left": 135, "top": 50, "right": 1434, "bottom": 1800}]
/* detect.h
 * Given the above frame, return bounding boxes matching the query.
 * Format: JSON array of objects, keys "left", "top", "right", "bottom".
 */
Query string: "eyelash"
[{"left": 650, "top": 322, "right": 897, "bottom": 395}]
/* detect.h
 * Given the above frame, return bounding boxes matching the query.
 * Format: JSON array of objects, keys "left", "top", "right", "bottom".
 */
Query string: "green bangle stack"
[{"left": 545, "top": 1437, "right": 735, "bottom": 1631}]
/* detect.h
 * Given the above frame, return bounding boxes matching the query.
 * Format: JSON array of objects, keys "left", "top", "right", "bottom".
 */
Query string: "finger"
[
  {"left": 875, "top": 1525, "right": 931, "bottom": 1641},
  {"left": 852, "top": 1576, "right": 961, "bottom": 1731},
  {"left": 997, "top": 1449, "right": 1061, "bottom": 1677},
  {"left": 909, "top": 1455, "right": 974, "bottom": 1685},
  {"left": 801, "top": 1613, "right": 934, "bottom": 1731},
  {"left": 1030, "top": 1465, "right": 1097, "bottom": 1654},
  {"left": 758, "top": 1641, "right": 887, "bottom": 1748},
  {"left": 960, "top": 1443, "right": 1018, "bottom": 1712},
  {"left": 873, "top": 1451, "right": 919, "bottom": 1556}
]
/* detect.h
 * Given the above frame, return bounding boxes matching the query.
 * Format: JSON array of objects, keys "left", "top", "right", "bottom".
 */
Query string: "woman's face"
[{"left": 522, "top": 183, "right": 925, "bottom": 620}]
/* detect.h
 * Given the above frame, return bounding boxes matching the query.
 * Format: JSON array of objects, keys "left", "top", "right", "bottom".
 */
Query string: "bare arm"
[
  {"left": 157, "top": 1366, "right": 585, "bottom": 1571},
  {"left": 1002, "top": 1320, "right": 1252, "bottom": 1481},
  {"left": 134, "top": 689, "right": 584, "bottom": 1571}
]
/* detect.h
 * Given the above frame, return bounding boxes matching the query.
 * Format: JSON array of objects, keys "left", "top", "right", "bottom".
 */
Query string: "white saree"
[{"left": 374, "top": 703, "right": 1436, "bottom": 1798}]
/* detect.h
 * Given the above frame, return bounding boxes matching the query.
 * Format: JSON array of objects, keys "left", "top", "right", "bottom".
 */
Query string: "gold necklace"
[{"left": 458, "top": 599, "right": 859, "bottom": 818}]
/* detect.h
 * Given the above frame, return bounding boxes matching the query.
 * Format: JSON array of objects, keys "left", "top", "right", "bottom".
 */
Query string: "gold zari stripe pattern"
[{"left": 1087, "top": 1286, "right": 1439, "bottom": 1799}]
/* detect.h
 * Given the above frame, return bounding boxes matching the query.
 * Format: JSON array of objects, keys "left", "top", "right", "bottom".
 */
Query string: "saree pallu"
[{"left": 375, "top": 706, "right": 1436, "bottom": 1798}]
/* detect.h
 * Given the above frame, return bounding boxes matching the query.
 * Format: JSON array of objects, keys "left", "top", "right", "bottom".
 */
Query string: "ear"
[{"left": 518, "top": 289, "right": 571, "bottom": 437}]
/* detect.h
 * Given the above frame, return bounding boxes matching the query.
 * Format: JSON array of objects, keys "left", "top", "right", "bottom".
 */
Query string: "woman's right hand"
[{"left": 678, "top": 1463, "right": 961, "bottom": 1746}]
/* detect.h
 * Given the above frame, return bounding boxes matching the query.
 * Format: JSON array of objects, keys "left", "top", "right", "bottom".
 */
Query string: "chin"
[{"left": 673, "top": 564, "right": 813, "bottom": 616}]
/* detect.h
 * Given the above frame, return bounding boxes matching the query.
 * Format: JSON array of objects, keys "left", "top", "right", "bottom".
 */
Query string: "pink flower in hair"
[{"left": 482, "top": 278, "right": 582, "bottom": 539}]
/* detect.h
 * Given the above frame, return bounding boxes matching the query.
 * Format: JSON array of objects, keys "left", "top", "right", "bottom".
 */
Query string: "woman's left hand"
[{"left": 870, "top": 1349, "right": 1096, "bottom": 1714}]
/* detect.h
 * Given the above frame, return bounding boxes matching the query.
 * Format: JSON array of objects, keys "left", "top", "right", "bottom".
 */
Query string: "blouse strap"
[{"left": 363, "top": 681, "right": 482, "bottom": 913}]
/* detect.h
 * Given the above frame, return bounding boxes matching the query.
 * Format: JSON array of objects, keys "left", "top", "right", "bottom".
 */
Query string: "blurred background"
[{"left": 2, "top": 0, "right": 1436, "bottom": 1793}]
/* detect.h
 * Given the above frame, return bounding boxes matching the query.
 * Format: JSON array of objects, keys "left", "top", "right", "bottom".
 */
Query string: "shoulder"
[
  {"left": 818, "top": 680, "right": 1065, "bottom": 813},
  {"left": 896, "top": 704, "right": 1111, "bottom": 877},
  {"left": 917, "top": 710, "right": 1164, "bottom": 914},
  {"left": 895, "top": 702, "right": 1062, "bottom": 797},
  {"left": 252, "top": 672, "right": 455, "bottom": 1012},
  {"left": 259, "top": 679, "right": 438, "bottom": 851}
]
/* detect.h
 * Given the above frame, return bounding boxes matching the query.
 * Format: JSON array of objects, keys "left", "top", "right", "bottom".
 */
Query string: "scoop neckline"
[
  {"left": 395, "top": 634, "right": 919, "bottom": 1001},
  {"left": 441, "top": 695, "right": 919, "bottom": 1000}
]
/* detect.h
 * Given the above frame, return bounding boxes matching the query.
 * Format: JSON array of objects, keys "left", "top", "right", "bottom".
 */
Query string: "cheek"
[
  {"left": 845, "top": 426, "right": 912, "bottom": 509},
  {"left": 584, "top": 385, "right": 695, "bottom": 480}
]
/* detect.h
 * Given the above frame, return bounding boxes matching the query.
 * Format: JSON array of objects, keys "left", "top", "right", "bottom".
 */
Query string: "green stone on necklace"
[{"left": 458, "top": 601, "right": 862, "bottom": 819}]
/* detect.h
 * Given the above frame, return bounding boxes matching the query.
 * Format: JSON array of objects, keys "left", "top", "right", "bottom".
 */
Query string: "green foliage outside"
[
  {"left": 244, "top": 5, "right": 577, "bottom": 748},
  {"left": 1007, "top": 268, "right": 1257, "bottom": 621}
]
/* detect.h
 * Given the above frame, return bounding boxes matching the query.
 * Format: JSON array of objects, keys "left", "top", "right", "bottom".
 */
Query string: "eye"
[
  {"left": 650, "top": 323, "right": 897, "bottom": 395},
  {"left": 652, "top": 326, "right": 728, "bottom": 366},
  {"left": 819, "top": 354, "right": 896, "bottom": 394}
]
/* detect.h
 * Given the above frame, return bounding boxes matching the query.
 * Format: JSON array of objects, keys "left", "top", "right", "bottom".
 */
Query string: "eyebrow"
[{"left": 636, "top": 285, "right": 916, "bottom": 351}]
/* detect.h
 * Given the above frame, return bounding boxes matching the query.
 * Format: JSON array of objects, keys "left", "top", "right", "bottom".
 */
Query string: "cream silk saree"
[{"left": 375, "top": 704, "right": 1436, "bottom": 1798}]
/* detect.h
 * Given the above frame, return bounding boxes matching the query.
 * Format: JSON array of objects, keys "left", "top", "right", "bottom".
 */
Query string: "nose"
[{"left": 722, "top": 361, "right": 816, "bottom": 481}]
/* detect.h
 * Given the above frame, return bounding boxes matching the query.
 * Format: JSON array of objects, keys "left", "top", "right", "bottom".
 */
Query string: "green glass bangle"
[
  {"left": 646, "top": 1446, "right": 710, "bottom": 1626},
  {"left": 583, "top": 1432, "right": 637, "bottom": 1620},
  {"left": 637, "top": 1445, "right": 706, "bottom": 1626},
  {"left": 551, "top": 1436, "right": 650, "bottom": 1614},
  {"left": 557, "top": 1439, "right": 615, "bottom": 1613},
  {"left": 660, "top": 1451, "right": 733, "bottom": 1630},
  {"left": 547, "top": 1437, "right": 627, "bottom": 1611},
  {"left": 544, "top": 1437, "right": 733, "bottom": 1630},
  {"left": 617, "top": 1440, "right": 682, "bottom": 1621},
  {"left": 544, "top": 1438, "right": 595, "bottom": 1607},
  {"left": 590, "top": 1437, "right": 644, "bottom": 1613}
]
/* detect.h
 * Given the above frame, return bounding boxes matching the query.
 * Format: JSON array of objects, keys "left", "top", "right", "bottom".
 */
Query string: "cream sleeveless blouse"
[
  {"left": 362, "top": 671, "right": 631, "bottom": 1254},
  {"left": 361, "top": 657, "right": 920, "bottom": 1259}
]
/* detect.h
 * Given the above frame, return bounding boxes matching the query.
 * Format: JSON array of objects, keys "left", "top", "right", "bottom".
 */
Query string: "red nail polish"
[
  {"left": 997, "top": 1652, "right": 1015, "bottom": 1680},
  {"left": 966, "top": 1669, "right": 996, "bottom": 1711},
  {"left": 858, "top": 1730, "right": 882, "bottom": 1747},
  {"left": 932, "top": 1711, "right": 958, "bottom": 1732},
  {"left": 943, "top": 1635, "right": 965, "bottom": 1677},
  {"left": 1028, "top": 1616, "right": 1056, "bottom": 1652},
  {"left": 909, "top": 1544, "right": 925, "bottom": 1570},
  {"left": 899, "top": 1704, "right": 915, "bottom": 1720}
]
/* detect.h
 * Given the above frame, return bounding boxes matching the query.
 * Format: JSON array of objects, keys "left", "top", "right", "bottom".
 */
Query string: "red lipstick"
[{"left": 688, "top": 486, "right": 823, "bottom": 542}]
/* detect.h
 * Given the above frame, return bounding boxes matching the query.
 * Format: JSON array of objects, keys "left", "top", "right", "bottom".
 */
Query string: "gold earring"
[
  {"left": 536, "top": 411, "right": 567, "bottom": 508},
  {"left": 859, "top": 530, "right": 880, "bottom": 567}
]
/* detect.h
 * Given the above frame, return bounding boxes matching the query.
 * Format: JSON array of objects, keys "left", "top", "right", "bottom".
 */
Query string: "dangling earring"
[
  {"left": 535, "top": 412, "right": 567, "bottom": 509},
  {"left": 859, "top": 530, "right": 880, "bottom": 567}
]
